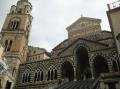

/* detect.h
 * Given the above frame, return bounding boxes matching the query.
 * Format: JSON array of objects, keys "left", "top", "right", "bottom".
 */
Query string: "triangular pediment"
[{"left": 66, "top": 17, "right": 101, "bottom": 30}]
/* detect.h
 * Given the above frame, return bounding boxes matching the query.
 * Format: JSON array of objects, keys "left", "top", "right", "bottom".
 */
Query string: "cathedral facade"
[{"left": 0, "top": 0, "right": 120, "bottom": 89}]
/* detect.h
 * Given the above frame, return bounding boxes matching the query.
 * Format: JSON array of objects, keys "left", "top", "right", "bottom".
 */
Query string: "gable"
[
  {"left": 66, "top": 17, "right": 101, "bottom": 30},
  {"left": 57, "top": 38, "right": 109, "bottom": 57},
  {"left": 66, "top": 17, "right": 102, "bottom": 39}
]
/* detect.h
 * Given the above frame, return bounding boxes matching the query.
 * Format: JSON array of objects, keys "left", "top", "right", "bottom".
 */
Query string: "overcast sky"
[{"left": 0, "top": 0, "right": 116, "bottom": 52}]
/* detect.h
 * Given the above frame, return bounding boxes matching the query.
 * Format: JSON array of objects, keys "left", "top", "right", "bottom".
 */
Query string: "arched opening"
[
  {"left": 76, "top": 46, "right": 91, "bottom": 80},
  {"left": 9, "top": 18, "right": 20, "bottom": 30},
  {"left": 5, "top": 80, "right": 12, "bottom": 89},
  {"left": 113, "top": 61, "right": 118, "bottom": 72},
  {"left": 61, "top": 61, "right": 74, "bottom": 81},
  {"left": 117, "top": 60, "right": 120, "bottom": 70},
  {"left": 51, "top": 70, "right": 54, "bottom": 80},
  {"left": 94, "top": 55, "right": 109, "bottom": 78},
  {"left": 54, "top": 70, "right": 57, "bottom": 80},
  {"left": 22, "top": 74, "right": 25, "bottom": 83},
  {"left": 40, "top": 71, "right": 43, "bottom": 81},
  {"left": 28, "top": 74, "right": 31, "bottom": 82},
  {"left": 47, "top": 70, "right": 50, "bottom": 80},
  {"left": 34, "top": 72, "right": 37, "bottom": 82}
]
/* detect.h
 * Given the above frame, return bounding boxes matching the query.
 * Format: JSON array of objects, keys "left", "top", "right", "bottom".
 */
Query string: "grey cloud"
[{"left": 0, "top": 0, "right": 115, "bottom": 52}]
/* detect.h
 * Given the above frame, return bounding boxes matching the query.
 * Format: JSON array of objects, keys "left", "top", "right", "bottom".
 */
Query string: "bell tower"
[{"left": 1, "top": 0, "right": 33, "bottom": 76}]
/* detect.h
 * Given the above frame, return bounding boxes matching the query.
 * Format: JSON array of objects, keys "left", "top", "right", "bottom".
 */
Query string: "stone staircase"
[{"left": 55, "top": 79, "right": 97, "bottom": 89}]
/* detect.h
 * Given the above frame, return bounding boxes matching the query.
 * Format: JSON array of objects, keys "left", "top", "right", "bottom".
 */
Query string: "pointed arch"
[
  {"left": 47, "top": 70, "right": 50, "bottom": 80},
  {"left": 9, "top": 17, "right": 21, "bottom": 30},
  {"left": 34, "top": 69, "right": 44, "bottom": 82},
  {"left": 93, "top": 55, "right": 109, "bottom": 78},
  {"left": 22, "top": 72, "right": 31, "bottom": 83},
  {"left": 54, "top": 69, "right": 57, "bottom": 80},
  {"left": 75, "top": 46, "right": 91, "bottom": 80},
  {"left": 61, "top": 61, "right": 74, "bottom": 81},
  {"left": 112, "top": 60, "right": 118, "bottom": 72}
]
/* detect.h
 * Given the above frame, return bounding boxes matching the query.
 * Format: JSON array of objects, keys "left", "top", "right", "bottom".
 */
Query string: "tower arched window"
[
  {"left": 7, "top": 40, "right": 12, "bottom": 51},
  {"left": 4, "top": 40, "right": 13, "bottom": 52},
  {"left": 12, "top": 67, "right": 16, "bottom": 77},
  {"left": 9, "top": 18, "right": 20, "bottom": 30},
  {"left": 5, "top": 40, "right": 8, "bottom": 51}
]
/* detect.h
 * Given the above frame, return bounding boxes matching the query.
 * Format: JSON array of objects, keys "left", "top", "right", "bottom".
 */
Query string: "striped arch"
[
  {"left": 60, "top": 61, "right": 74, "bottom": 81},
  {"left": 110, "top": 51, "right": 119, "bottom": 71},
  {"left": 73, "top": 43, "right": 92, "bottom": 80},
  {"left": 34, "top": 69, "right": 44, "bottom": 82},
  {"left": 45, "top": 60, "right": 58, "bottom": 69},
  {"left": 24, "top": 64, "right": 33, "bottom": 72},
  {"left": 90, "top": 53, "right": 111, "bottom": 78},
  {"left": 35, "top": 62, "right": 47, "bottom": 71},
  {"left": 59, "top": 57, "right": 75, "bottom": 67},
  {"left": 73, "top": 43, "right": 90, "bottom": 55},
  {"left": 89, "top": 52, "right": 111, "bottom": 63},
  {"left": 22, "top": 69, "right": 31, "bottom": 83},
  {"left": 47, "top": 66, "right": 58, "bottom": 81}
]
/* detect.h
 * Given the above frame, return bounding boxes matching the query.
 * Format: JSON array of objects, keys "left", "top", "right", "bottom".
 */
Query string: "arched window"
[
  {"left": 117, "top": 60, "right": 120, "bottom": 69},
  {"left": 22, "top": 73, "right": 31, "bottom": 83},
  {"left": 51, "top": 70, "right": 54, "bottom": 80},
  {"left": 9, "top": 18, "right": 20, "bottom": 30},
  {"left": 47, "top": 70, "right": 50, "bottom": 80},
  {"left": 4, "top": 40, "right": 13, "bottom": 52},
  {"left": 22, "top": 74, "right": 25, "bottom": 83},
  {"left": 34, "top": 72, "right": 38, "bottom": 82},
  {"left": 38, "top": 72, "right": 40, "bottom": 81},
  {"left": 40, "top": 71, "right": 43, "bottom": 81},
  {"left": 12, "top": 67, "right": 16, "bottom": 77},
  {"left": 24, "top": 74, "right": 27, "bottom": 83},
  {"left": 7, "top": 40, "right": 12, "bottom": 51},
  {"left": 27, "top": 74, "right": 31, "bottom": 82},
  {"left": 113, "top": 60, "right": 118, "bottom": 72},
  {"left": 34, "top": 71, "right": 44, "bottom": 82},
  {"left": 5, "top": 40, "right": 8, "bottom": 51},
  {"left": 54, "top": 70, "right": 57, "bottom": 80}
]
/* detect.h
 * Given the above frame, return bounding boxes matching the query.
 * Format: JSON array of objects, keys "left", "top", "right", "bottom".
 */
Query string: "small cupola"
[{"left": 16, "top": 0, "right": 32, "bottom": 14}]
